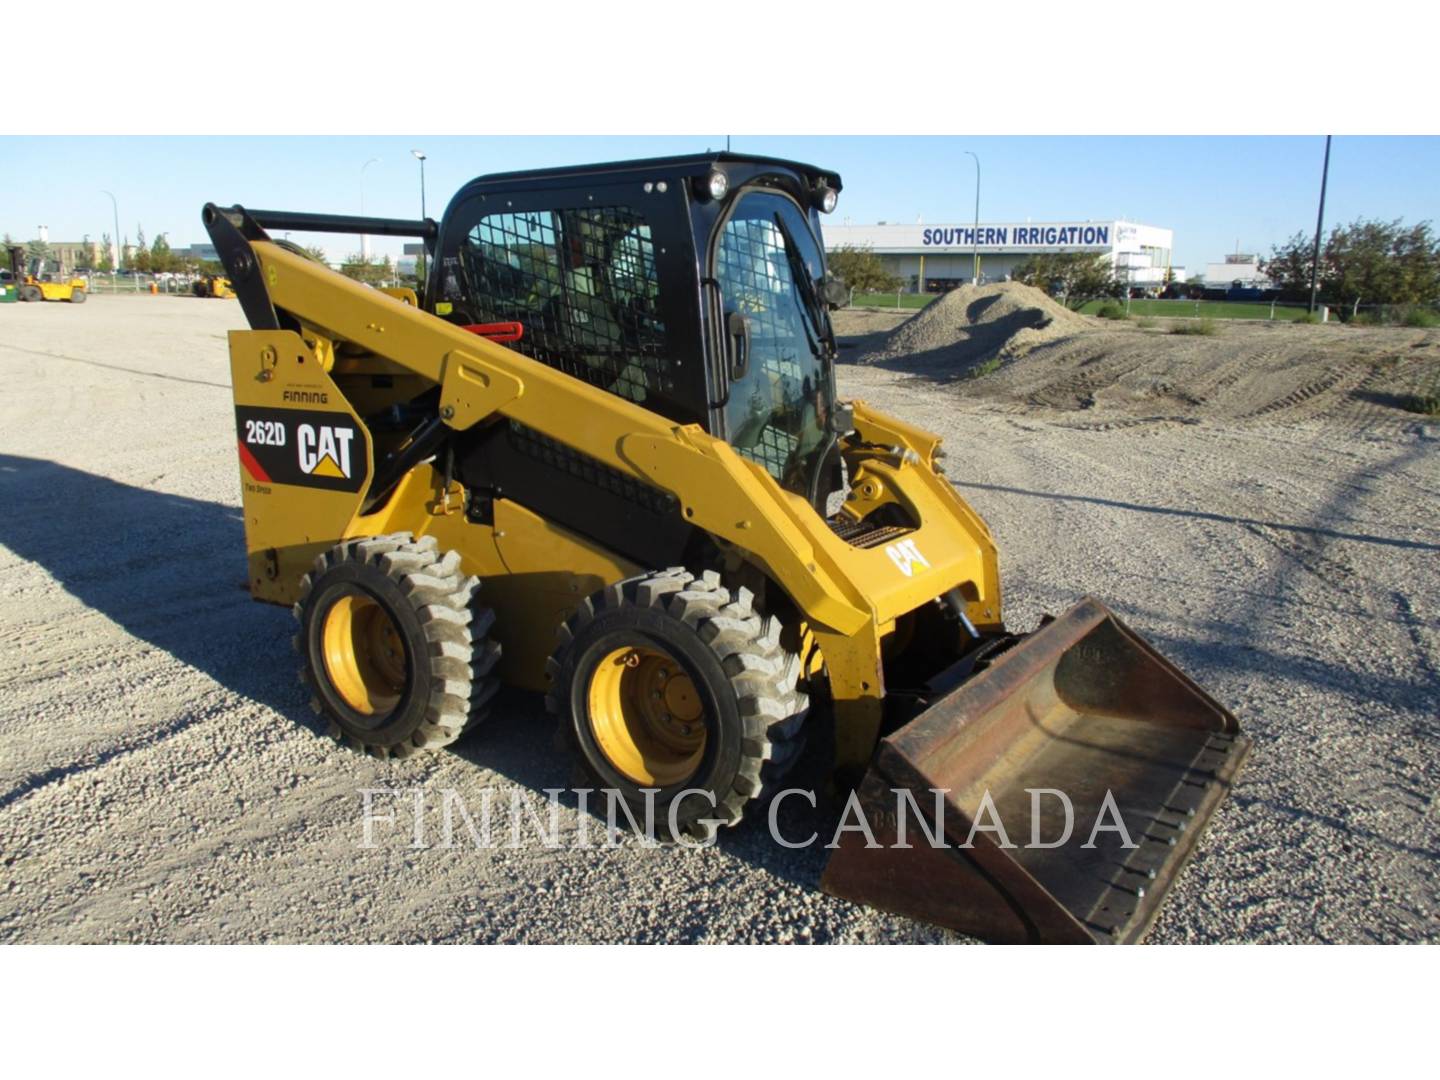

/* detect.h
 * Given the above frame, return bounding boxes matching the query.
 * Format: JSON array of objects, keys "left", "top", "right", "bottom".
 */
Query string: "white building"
[
  {"left": 1203, "top": 253, "right": 1267, "bottom": 288},
  {"left": 822, "top": 219, "right": 1177, "bottom": 291}
]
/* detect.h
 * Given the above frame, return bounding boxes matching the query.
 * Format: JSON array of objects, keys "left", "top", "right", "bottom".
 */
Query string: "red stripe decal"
[{"left": 237, "top": 439, "right": 271, "bottom": 482}]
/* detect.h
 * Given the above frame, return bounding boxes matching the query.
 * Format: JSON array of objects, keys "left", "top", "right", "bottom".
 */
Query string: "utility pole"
[
  {"left": 1308, "top": 136, "right": 1332, "bottom": 315},
  {"left": 101, "top": 190, "right": 121, "bottom": 271},
  {"left": 964, "top": 150, "right": 981, "bottom": 285},
  {"left": 411, "top": 149, "right": 429, "bottom": 287},
  {"left": 411, "top": 149, "right": 428, "bottom": 221}
]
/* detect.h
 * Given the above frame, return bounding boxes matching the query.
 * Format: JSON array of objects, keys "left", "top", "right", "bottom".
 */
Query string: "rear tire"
[
  {"left": 293, "top": 533, "right": 500, "bottom": 758},
  {"left": 546, "top": 568, "right": 808, "bottom": 843},
  {"left": 69, "top": 289, "right": 86, "bottom": 304}
]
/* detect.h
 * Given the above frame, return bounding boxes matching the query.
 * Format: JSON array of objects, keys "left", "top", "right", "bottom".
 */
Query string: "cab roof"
[{"left": 454, "top": 152, "right": 842, "bottom": 196}]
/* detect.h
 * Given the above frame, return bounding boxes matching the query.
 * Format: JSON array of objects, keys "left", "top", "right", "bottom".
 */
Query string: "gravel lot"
[{"left": 1, "top": 295, "right": 1436, "bottom": 943}]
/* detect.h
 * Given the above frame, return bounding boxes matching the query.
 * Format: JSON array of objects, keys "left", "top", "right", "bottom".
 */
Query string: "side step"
[{"left": 821, "top": 597, "right": 1251, "bottom": 943}]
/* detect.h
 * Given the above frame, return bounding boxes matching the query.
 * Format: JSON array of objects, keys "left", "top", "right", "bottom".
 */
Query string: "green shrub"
[
  {"left": 1349, "top": 311, "right": 1381, "bottom": 326},
  {"left": 969, "top": 357, "right": 1002, "bottom": 379},
  {"left": 1402, "top": 308, "right": 1439, "bottom": 328},
  {"left": 1293, "top": 311, "right": 1320, "bottom": 324},
  {"left": 1095, "top": 301, "right": 1126, "bottom": 320},
  {"left": 1170, "top": 319, "right": 1218, "bottom": 336},
  {"left": 1135, "top": 316, "right": 1158, "bottom": 329},
  {"left": 1402, "top": 393, "right": 1440, "bottom": 415}
]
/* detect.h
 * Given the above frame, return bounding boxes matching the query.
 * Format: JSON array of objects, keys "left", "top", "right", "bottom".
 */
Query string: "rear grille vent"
[{"left": 827, "top": 516, "right": 914, "bottom": 550}]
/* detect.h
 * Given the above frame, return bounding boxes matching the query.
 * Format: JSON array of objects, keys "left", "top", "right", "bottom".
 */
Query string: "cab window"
[{"left": 457, "top": 206, "right": 667, "bottom": 406}]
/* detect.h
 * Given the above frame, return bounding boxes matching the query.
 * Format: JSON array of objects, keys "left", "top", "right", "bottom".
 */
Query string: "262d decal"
[{"left": 234, "top": 406, "right": 369, "bottom": 493}]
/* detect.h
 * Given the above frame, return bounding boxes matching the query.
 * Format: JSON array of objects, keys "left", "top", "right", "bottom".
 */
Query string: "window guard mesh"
[{"left": 462, "top": 206, "right": 666, "bottom": 407}]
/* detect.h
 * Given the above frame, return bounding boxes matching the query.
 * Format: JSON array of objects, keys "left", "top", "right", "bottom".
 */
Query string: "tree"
[
  {"left": 132, "top": 225, "right": 151, "bottom": 273},
  {"left": 1261, "top": 231, "right": 1313, "bottom": 298},
  {"left": 1326, "top": 218, "right": 1440, "bottom": 309},
  {"left": 1011, "top": 252, "right": 1123, "bottom": 308},
  {"left": 1392, "top": 221, "right": 1439, "bottom": 304},
  {"left": 825, "top": 244, "right": 901, "bottom": 295},
  {"left": 76, "top": 234, "right": 95, "bottom": 271},
  {"left": 26, "top": 238, "right": 51, "bottom": 266},
  {"left": 1264, "top": 217, "right": 1440, "bottom": 309},
  {"left": 302, "top": 244, "right": 329, "bottom": 265},
  {"left": 339, "top": 252, "right": 390, "bottom": 286},
  {"left": 150, "top": 233, "right": 175, "bottom": 274},
  {"left": 1071, "top": 256, "right": 1127, "bottom": 306}
]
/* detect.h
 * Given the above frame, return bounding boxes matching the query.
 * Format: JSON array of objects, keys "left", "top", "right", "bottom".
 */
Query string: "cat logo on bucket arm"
[{"left": 885, "top": 538, "right": 930, "bottom": 577}]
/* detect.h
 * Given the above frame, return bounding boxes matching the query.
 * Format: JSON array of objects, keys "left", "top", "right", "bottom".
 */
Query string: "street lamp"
[
  {"left": 411, "top": 149, "right": 428, "bottom": 221},
  {"left": 964, "top": 150, "right": 981, "bottom": 286},
  {"left": 101, "top": 190, "right": 121, "bottom": 272},
  {"left": 360, "top": 157, "right": 381, "bottom": 259},
  {"left": 1308, "top": 136, "right": 1332, "bottom": 315}
]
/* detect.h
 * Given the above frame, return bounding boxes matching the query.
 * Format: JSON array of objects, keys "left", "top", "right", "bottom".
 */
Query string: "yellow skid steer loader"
[
  {"left": 204, "top": 153, "right": 1248, "bottom": 943},
  {"left": 193, "top": 273, "right": 236, "bottom": 299}
]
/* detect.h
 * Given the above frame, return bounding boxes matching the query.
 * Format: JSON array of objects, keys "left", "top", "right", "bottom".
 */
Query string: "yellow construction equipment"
[
  {"left": 193, "top": 273, "right": 235, "bottom": 299},
  {"left": 204, "top": 153, "right": 1248, "bottom": 943},
  {"left": 7, "top": 245, "right": 87, "bottom": 303}
]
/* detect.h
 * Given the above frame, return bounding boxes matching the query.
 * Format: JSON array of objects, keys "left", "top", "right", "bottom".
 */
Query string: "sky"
[{"left": 2, "top": 135, "right": 1436, "bottom": 273}]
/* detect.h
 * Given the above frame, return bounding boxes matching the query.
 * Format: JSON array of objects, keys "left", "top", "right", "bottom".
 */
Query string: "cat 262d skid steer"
[{"left": 204, "top": 152, "right": 1249, "bottom": 943}]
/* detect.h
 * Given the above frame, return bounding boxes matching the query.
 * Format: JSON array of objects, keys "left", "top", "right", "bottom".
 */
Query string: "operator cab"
[{"left": 428, "top": 153, "right": 848, "bottom": 506}]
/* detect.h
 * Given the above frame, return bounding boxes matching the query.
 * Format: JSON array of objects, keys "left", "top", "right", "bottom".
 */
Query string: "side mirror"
[{"left": 820, "top": 276, "right": 849, "bottom": 308}]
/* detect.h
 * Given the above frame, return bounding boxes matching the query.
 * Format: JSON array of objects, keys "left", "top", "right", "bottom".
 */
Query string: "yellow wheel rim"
[
  {"left": 587, "top": 645, "right": 707, "bottom": 786},
  {"left": 321, "top": 593, "right": 407, "bottom": 717}
]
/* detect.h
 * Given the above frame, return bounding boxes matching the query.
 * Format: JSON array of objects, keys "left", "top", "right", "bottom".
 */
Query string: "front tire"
[
  {"left": 546, "top": 568, "right": 808, "bottom": 843},
  {"left": 19, "top": 285, "right": 40, "bottom": 302},
  {"left": 293, "top": 533, "right": 500, "bottom": 758}
]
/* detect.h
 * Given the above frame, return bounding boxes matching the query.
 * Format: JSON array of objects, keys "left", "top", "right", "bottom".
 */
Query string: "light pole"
[
  {"left": 1308, "top": 135, "right": 1332, "bottom": 316},
  {"left": 101, "top": 190, "right": 121, "bottom": 272},
  {"left": 360, "top": 157, "right": 381, "bottom": 260},
  {"left": 964, "top": 150, "right": 981, "bottom": 285},
  {"left": 411, "top": 149, "right": 429, "bottom": 288},
  {"left": 411, "top": 149, "right": 427, "bottom": 220}
]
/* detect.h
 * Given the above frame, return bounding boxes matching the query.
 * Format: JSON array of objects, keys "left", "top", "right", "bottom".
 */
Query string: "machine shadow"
[
  {"left": 0, "top": 453, "right": 318, "bottom": 742},
  {"left": 0, "top": 454, "right": 844, "bottom": 890}
]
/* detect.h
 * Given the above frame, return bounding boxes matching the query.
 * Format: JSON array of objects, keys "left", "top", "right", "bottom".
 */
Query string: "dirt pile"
[
  {"left": 960, "top": 320, "right": 1440, "bottom": 434},
  {"left": 859, "top": 282, "right": 1091, "bottom": 372},
  {"left": 834, "top": 292, "right": 1440, "bottom": 435}
]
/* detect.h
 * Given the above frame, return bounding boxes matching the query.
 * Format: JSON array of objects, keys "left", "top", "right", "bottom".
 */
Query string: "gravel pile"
[{"left": 860, "top": 282, "right": 1091, "bottom": 372}]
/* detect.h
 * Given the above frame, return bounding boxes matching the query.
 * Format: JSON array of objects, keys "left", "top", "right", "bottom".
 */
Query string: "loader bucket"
[{"left": 821, "top": 597, "right": 1250, "bottom": 943}]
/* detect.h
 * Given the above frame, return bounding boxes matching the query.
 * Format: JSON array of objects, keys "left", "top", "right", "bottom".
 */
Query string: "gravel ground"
[{"left": 1, "top": 295, "right": 1437, "bottom": 943}]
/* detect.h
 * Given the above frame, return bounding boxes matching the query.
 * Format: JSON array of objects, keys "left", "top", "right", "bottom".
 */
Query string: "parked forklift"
[
  {"left": 8, "top": 246, "right": 87, "bottom": 303},
  {"left": 203, "top": 152, "right": 1249, "bottom": 943}
]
